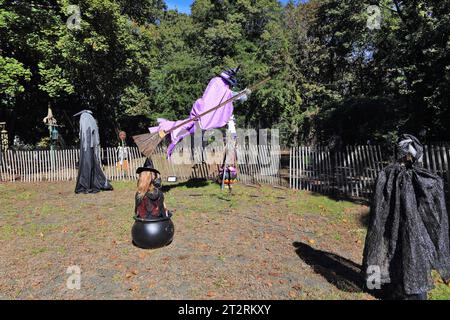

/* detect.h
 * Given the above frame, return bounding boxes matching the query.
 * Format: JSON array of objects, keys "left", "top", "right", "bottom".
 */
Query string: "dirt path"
[{"left": 1, "top": 180, "right": 374, "bottom": 299}]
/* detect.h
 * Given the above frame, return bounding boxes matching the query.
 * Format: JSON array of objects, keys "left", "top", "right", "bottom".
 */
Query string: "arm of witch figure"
[
  {"left": 232, "top": 88, "right": 252, "bottom": 103},
  {"left": 163, "top": 201, "right": 173, "bottom": 218}
]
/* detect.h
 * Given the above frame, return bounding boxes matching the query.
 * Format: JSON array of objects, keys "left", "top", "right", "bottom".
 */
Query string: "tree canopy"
[{"left": 0, "top": 0, "right": 449, "bottom": 148}]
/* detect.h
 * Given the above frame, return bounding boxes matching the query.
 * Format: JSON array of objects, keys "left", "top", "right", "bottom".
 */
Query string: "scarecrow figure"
[
  {"left": 73, "top": 110, "right": 113, "bottom": 194},
  {"left": 362, "top": 134, "right": 450, "bottom": 300},
  {"left": 116, "top": 130, "right": 129, "bottom": 173}
]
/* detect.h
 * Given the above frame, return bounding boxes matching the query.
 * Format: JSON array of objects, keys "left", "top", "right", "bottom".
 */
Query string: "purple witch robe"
[{"left": 149, "top": 77, "right": 234, "bottom": 157}]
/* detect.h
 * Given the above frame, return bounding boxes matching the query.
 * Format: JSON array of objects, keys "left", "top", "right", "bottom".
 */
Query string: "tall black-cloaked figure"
[
  {"left": 362, "top": 134, "right": 450, "bottom": 300},
  {"left": 74, "top": 110, "right": 113, "bottom": 194}
]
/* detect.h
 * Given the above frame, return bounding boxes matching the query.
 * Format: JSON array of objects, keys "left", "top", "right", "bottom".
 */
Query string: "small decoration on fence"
[
  {"left": 116, "top": 131, "right": 129, "bottom": 174},
  {"left": 0, "top": 122, "right": 8, "bottom": 152},
  {"left": 43, "top": 104, "right": 64, "bottom": 151}
]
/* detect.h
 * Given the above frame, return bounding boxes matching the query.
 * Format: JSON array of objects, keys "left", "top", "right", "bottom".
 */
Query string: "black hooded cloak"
[
  {"left": 362, "top": 134, "right": 450, "bottom": 297},
  {"left": 74, "top": 110, "right": 113, "bottom": 194}
]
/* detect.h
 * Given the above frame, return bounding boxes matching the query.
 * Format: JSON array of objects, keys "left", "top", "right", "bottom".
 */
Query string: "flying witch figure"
[{"left": 148, "top": 67, "right": 250, "bottom": 157}]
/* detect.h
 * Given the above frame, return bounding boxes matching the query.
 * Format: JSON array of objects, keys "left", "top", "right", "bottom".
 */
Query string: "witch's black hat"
[
  {"left": 136, "top": 158, "right": 160, "bottom": 175},
  {"left": 219, "top": 65, "right": 240, "bottom": 87}
]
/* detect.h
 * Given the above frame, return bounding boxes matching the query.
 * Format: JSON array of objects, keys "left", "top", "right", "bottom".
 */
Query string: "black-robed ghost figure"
[
  {"left": 73, "top": 110, "right": 113, "bottom": 194},
  {"left": 362, "top": 134, "right": 450, "bottom": 300}
]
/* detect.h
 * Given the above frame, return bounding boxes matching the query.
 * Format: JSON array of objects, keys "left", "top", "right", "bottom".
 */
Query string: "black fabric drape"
[
  {"left": 74, "top": 119, "right": 112, "bottom": 194},
  {"left": 362, "top": 162, "right": 450, "bottom": 295}
]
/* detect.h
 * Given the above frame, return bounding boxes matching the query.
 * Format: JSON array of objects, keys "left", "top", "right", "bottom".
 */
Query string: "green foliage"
[
  {"left": 0, "top": 56, "right": 31, "bottom": 98},
  {"left": 38, "top": 62, "right": 74, "bottom": 97},
  {"left": 0, "top": 0, "right": 449, "bottom": 147}
]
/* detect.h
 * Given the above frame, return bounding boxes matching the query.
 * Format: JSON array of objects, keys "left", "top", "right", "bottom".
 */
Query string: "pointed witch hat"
[{"left": 136, "top": 158, "right": 160, "bottom": 175}]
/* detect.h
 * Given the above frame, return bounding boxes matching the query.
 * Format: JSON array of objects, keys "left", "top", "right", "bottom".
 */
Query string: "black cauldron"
[{"left": 131, "top": 216, "right": 175, "bottom": 249}]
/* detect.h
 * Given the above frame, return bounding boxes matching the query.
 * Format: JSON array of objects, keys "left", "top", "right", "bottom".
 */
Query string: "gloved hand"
[
  {"left": 232, "top": 89, "right": 251, "bottom": 102},
  {"left": 240, "top": 88, "right": 251, "bottom": 102},
  {"left": 239, "top": 94, "right": 248, "bottom": 102}
]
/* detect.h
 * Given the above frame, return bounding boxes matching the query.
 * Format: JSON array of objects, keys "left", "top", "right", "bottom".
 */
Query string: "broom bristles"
[{"left": 132, "top": 132, "right": 163, "bottom": 157}]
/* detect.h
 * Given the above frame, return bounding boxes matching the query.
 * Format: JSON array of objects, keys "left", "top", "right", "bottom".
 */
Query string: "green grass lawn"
[{"left": 0, "top": 180, "right": 448, "bottom": 299}]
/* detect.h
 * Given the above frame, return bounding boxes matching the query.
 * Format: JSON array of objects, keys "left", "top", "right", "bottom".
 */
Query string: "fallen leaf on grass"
[
  {"left": 308, "top": 239, "right": 315, "bottom": 245},
  {"left": 138, "top": 252, "right": 147, "bottom": 259},
  {"left": 292, "top": 284, "right": 302, "bottom": 291},
  {"left": 128, "top": 285, "right": 139, "bottom": 292},
  {"left": 206, "top": 291, "right": 216, "bottom": 297},
  {"left": 125, "top": 269, "right": 138, "bottom": 278},
  {"left": 288, "top": 291, "right": 297, "bottom": 298},
  {"left": 268, "top": 272, "right": 281, "bottom": 277},
  {"left": 196, "top": 243, "right": 210, "bottom": 251}
]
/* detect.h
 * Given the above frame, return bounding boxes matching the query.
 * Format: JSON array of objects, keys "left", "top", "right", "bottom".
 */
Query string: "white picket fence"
[
  {"left": 289, "top": 145, "right": 450, "bottom": 199},
  {"left": 2, "top": 144, "right": 448, "bottom": 201},
  {"left": 0, "top": 145, "right": 282, "bottom": 184}
]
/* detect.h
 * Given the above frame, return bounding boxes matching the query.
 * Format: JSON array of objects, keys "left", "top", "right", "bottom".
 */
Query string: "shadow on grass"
[
  {"left": 293, "top": 241, "right": 364, "bottom": 293},
  {"left": 323, "top": 191, "right": 370, "bottom": 206},
  {"left": 293, "top": 241, "right": 389, "bottom": 299},
  {"left": 161, "top": 178, "right": 211, "bottom": 193},
  {"left": 359, "top": 210, "right": 371, "bottom": 228}
]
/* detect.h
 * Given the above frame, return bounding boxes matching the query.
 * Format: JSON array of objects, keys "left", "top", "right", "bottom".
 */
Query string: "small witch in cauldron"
[{"left": 131, "top": 158, "right": 174, "bottom": 249}]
